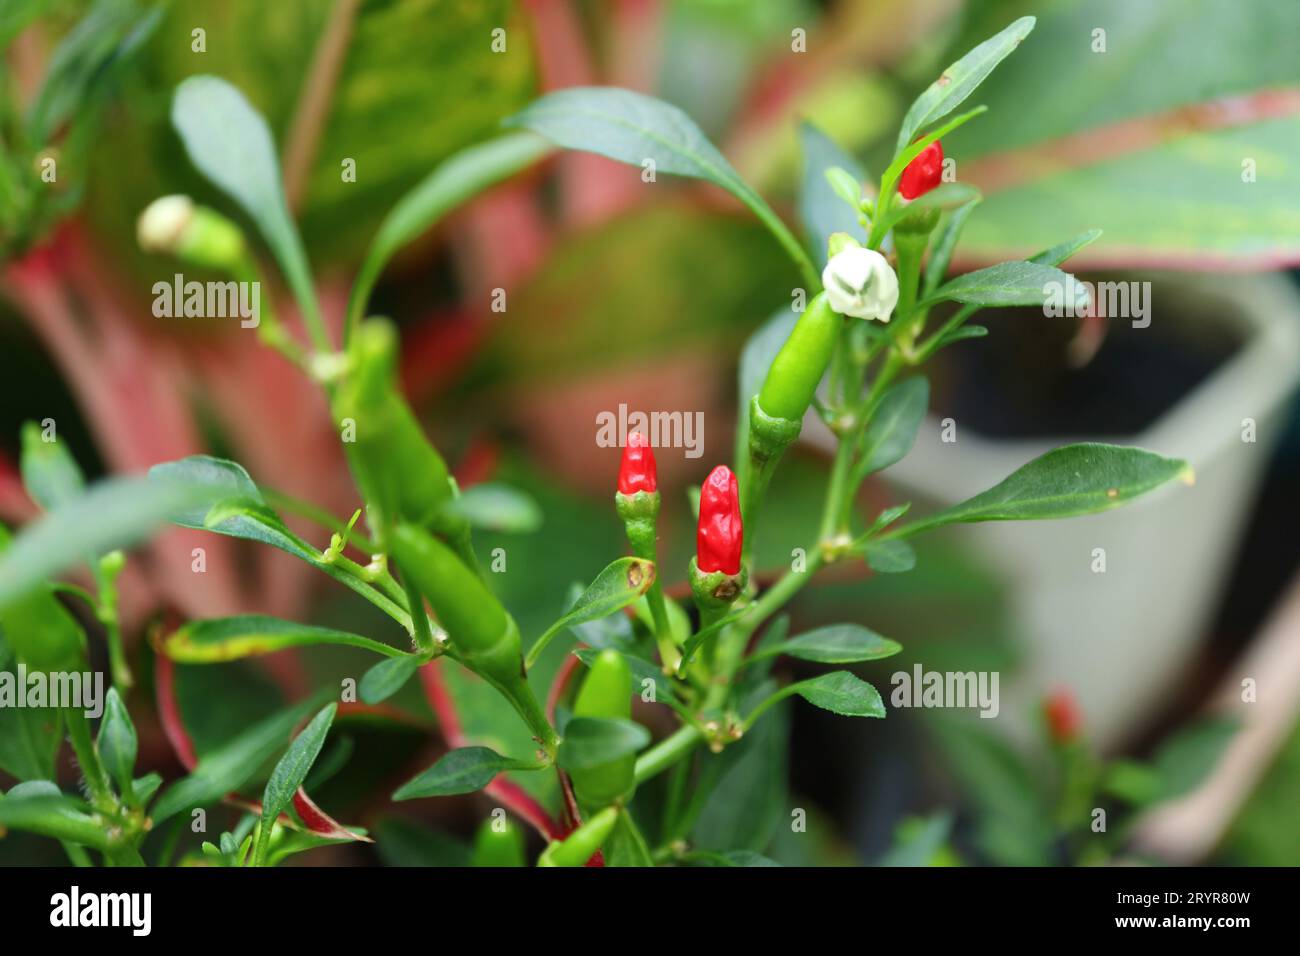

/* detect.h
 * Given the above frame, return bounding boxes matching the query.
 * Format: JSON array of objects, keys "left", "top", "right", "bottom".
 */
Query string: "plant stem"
[
  {"left": 64, "top": 708, "right": 115, "bottom": 814},
  {"left": 634, "top": 725, "right": 702, "bottom": 784}
]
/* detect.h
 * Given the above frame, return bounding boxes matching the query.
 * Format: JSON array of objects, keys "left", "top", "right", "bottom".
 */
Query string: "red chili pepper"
[
  {"left": 1044, "top": 688, "right": 1082, "bottom": 743},
  {"left": 618, "top": 432, "right": 657, "bottom": 495},
  {"left": 696, "top": 465, "right": 742, "bottom": 575},
  {"left": 899, "top": 140, "right": 944, "bottom": 200}
]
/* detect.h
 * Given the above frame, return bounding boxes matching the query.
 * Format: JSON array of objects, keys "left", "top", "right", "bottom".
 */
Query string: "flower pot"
[{"left": 831, "top": 273, "right": 1300, "bottom": 746}]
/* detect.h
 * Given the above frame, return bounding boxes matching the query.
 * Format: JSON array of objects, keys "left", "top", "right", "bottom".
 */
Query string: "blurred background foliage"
[{"left": 1, "top": 0, "right": 1297, "bottom": 866}]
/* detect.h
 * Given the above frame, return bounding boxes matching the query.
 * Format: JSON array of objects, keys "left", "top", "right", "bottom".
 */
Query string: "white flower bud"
[
  {"left": 822, "top": 246, "right": 899, "bottom": 323},
  {"left": 137, "top": 195, "right": 195, "bottom": 253}
]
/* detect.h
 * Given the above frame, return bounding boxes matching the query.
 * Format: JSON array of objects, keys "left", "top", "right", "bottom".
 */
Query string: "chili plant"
[{"left": 0, "top": 17, "right": 1193, "bottom": 866}]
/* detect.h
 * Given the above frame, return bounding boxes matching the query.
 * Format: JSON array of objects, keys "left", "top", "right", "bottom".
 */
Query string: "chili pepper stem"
[
  {"left": 616, "top": 489, "right": 679, "bottom": 673},
  {"left": 397, "top": 568, "right": 436, "bottom": 655}
]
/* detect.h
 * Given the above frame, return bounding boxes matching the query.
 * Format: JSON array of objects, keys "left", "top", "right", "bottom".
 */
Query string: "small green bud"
[
  {"left": 537, "top": 806, "right": 619, "bottom": 867},
  {"left": 137, "top": 195, "right": 247, "bottom": 272}
]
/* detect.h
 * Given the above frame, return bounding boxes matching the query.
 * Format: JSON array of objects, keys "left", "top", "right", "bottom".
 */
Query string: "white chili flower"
[
  {"left": 822, "top": 246, "right": 899, "bottom": 323},
  {"left": 137, "top": 195, "right": 195, "bottom": 254}
]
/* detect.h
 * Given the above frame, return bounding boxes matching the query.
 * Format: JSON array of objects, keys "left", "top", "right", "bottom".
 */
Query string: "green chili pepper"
[
  {"left": 744, "top": 292, "right": 839, "bottom": 542},
  {"left": 537, "top": 805, "right": 619, "bottom": 867},
  {"left": 333, "top": 320, "right": 456, "bottom": 545},
  {"left": 568, "top": 650, "right": 636, "bottom": 809},
  {"left": 756, "top": 291, "right": 839, "bottom": 423},
  {"left": 471, "top": 816, "right": 525, "bottom": 867},
  {"left": 390, "top": 522, "right": 558, "bottom": 756}
]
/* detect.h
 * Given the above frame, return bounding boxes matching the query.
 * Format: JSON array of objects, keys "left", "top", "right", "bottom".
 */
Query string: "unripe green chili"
[
  {"left": 333, "top": 320, "right": 456, "bottom": 546},
  {"left": 756, "top": 291, "right": 839, "bottom": 423},
  {"left": 537, "top": 805, "right": 619, "bottom": 867},
  {"left": 471, "top": 816, "right": 525, "bottom": 867},
  {"left": 744, "top": 292, "right": 838, "bottom": 544},
  {"left": 390, "top": 522, "right": 558, "bottom": 756},
  {"left": 568, "top": 650, "right": 636, "bottom": 809}
]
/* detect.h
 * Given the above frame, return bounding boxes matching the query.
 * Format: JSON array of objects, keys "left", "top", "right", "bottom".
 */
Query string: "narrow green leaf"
[
  {"left": 0, "top": 784, "right": 107, "bottom": 849},
  {"left": 150, "top": 695, "right": 325, "bottom": 824},
  {"left": 359, "top": 655, "right": 421, "bottom": 705},
  {"left": 444, "top": 483, "right": 543, "bottom": 534},
  {"left": 19, "top": 421, "right": 85, "bottom": 511},
  {"left": 0, "top": 476, "right": 210, "bottom": 611},
  {"left": 881, "top": 106, "right": 986, "bottom": 203},
  {"left": 923, "top": 199, "right": 982, "bottom": 297},
  {"left": 1029, "top": 229, "right": 1103, "bottom": 267},
  {"left": 755, "top": 624, "right": 902, "bottom": 665},
  {"left": 171, "top": 76, "right": 325, "bottom": 347},
  {"left": 858, "top": 377, "right": 929, "bottom": 478},
  {"left": 792, "top": 671, "right": 886, "bottom": 718},
  {"left": 895, "top": 16, "right": 1036, "bottom": 153},
  {"left": 878, "top": 182, "right": 982, "bottom": 236},
  {"left": 557, "top": 716, "right": 650, "bottom": 772},
  {"left": 393, "top": 746, "right": 538, "bottom": 800},
  {"left": 149, "top": 456, "right": 411, "bottom": 627},
  {"left": 160, "top": 614, "right": 404, "bottom": 663},
  {"left": 923, "top": 260, "right": 1082, "bottom": 309},
  {"left": 938, "top": 325, "right": 988, "bottom": 347},
  {"left": 864, "top": 539, "right": 917, "bottom": 574},
  {"left": 0, "top": 703, "right": 62, "bottom": 782},
  {"left": 131, "top": 772, "right": 163, "bottom": 807},
  {"left": 890, "top": 443, "right": 1194, "bottom": 538},
  {"left": 348, "top": 133, "right": 549, "bottom": 332},
  {"left": 508, "top": 87, "right": 816, "bottom": 286},
  {"left": 257, "top": 704, "right": 336, "bottom": 859},
  {"left": 798, "top": 121, "right": 869, "bottom": 262},
  {"left": 0, "top": 525, "right": 87, "bottom": 670},
  {"left": 525, "top": 557, "right": 656, "bottom": 669},
  {"left": 96, "top": 688, "right": 137, "bottom": 799}
]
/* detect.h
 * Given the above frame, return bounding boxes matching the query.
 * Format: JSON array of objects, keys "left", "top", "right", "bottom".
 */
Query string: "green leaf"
[
  {"left": 881, "top": 106, "right": 987, "bottom": 203},
  {"left": 877, "top": 812, "right": 955, "bottom": 866},
  {"left": 923, "top": 200, "right": 982, "bottom": 297},
  {"left": 924, "top": 260, "right": 1082, "bottom": 309},
  {"left": 525, "top": 557, "right": 656, "bottom": 669},
  {"left": 374, "top": 817, "right": 471, "bottom": 867},
  {"left": 359, "top": 655, "right": 422, "bottom": 705},
  {"left": 444, "top": 482, "right": 543, "bottom": 534},
  {"left": 0, "top": 702, "right": 61, "bottom": 782},
  {"left": 798, "top": 122, "right": 868, "bottom": 262},
  {"left": 256, "top": 703, "right": 336, "bottom": 864},
  {"left": 858, "top": 377, "right": 929, "bottom": 478},
  {"left": 131, "top": 772, "right": 162, "bottom": 807},
  {"left": 159, "top": 614, "right": 405, "bottom": 663},
  {"left": 148, "top": 456, "right": 411, "bottom": 627},
  {"left": 393, "top": 746, "right": 538, "bottom": 800},
  {"left": 19, "top": 421, "right": 85, "bottom": 511},
  {"left": 1029, "top": 228, "right": 1103, "bottom": 267},
  {"left": 864, "top": 539, "right": 917, "bottom": 574},
  {"left": 96, "top": 688, "right": 137, "bottom": 799},
  {"left": 150, "top": 695, "right": 325, "bottom": 824},
  {"left": 895, "top": 16, "right": 1036, "bottom": 153},
  {"left": 757, "top": 624, "right": 902, "bottom": 665},
  {"left": 878, "top": 182, "right": 983, "bottom": 236},
  {"left": 693, "top": 682, "right": 789, "bottom": 852},
  {"left": 891, "top": 443, "right": 1194, "bottom": 538},
  {"left": 1150, "top": 717, "right": 1237, "bottom": 804},
  {"left": 0, "top": 0, "right": 53, "bottom": 49},
  {"left": 0, "top": 783, "right": 107, "bottom": 849},
  {"left": 0, "top": 475, "right": 211, "bottom": 612},
  {"left": 171, "top": 76, "right": 323, "bottom": 346},
  {"left": 557, "top": 716, "right": 650, "bottom": 772},
  {"left": 507, "top": 87, "right": 815, "bottom": 285},
  {"left": 348, "top": 133, "right": 548, "bottom": 331},
  {"left": 936, "top": 325, "right": 988, "bottom": 347},
  {"left": 791, "top": 671, "right": 886, "bottom": 718}
]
